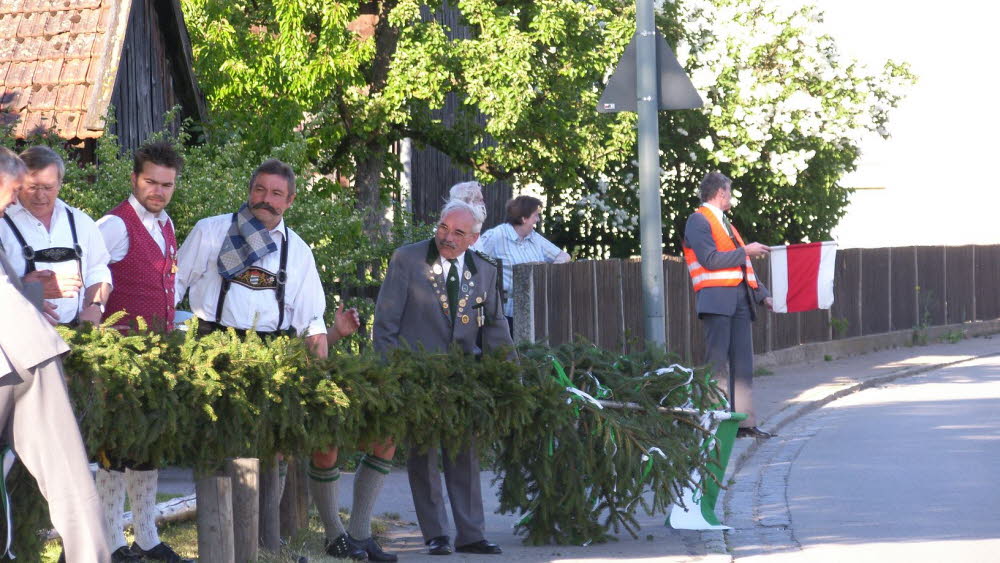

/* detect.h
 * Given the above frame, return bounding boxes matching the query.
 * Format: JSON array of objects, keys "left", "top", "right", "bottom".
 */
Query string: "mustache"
[{"left": 251, "top": 202, "right": 280, "bottom": 215}]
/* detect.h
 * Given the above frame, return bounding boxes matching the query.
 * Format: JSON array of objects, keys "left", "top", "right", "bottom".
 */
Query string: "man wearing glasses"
[
  {"left": 0, "top": 146, "right": 112, "bottom": 326},
  {"left": 374, "top": 199, "right": 512, "bottom": 556}
]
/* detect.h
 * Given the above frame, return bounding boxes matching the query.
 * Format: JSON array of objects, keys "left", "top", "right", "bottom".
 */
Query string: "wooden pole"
[
  {"left": 226, "top": 458, "right": 259, "bottom": 563},
  {"left": 258, "top": 456, "right": 281, "bottom": 550},
  {"left": 196, "top": 475, "right": 235, "bottom": 563},
  {"left": 279, "top": 457, "right": 309, "bottom": 537}
]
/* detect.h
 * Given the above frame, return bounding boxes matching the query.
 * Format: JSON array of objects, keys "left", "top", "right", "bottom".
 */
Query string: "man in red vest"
[
  {"left": 95, "top": 142, "right": 190, "bottom": 562},
  {"left": 683, "top": 172, "right": 774, "bottom": 439}
]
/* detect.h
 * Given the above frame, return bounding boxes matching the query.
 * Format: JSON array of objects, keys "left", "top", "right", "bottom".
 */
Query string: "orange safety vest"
[{"left": 683, "top": 206, "right": 759, "bottom": 292}]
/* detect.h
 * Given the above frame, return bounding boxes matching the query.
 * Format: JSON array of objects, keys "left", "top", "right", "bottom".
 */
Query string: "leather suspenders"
[
  {"left": 214, "top": 219, "right": 290, "bottom": 332},
  {"left": 2, "top": 210, "right": 83, "bottom": 275}
]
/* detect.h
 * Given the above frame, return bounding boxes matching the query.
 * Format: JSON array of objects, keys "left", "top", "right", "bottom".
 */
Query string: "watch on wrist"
[{"left": 88, "top": 301, "right": 105, "bottom": 314}]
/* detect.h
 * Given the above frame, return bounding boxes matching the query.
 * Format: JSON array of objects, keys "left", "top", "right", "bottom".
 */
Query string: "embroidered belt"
[{"left": 230, "top": 267, "right": 278, "bottom": 290}]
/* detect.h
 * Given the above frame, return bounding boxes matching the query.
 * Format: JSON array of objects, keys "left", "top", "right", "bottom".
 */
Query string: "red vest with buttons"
[{"left": 104, "top": 200, "right": 177, "bottom": 332}]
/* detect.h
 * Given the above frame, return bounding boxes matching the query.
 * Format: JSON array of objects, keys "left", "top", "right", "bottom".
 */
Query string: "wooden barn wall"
[
  {"left": 109, "top": 0, "right": 180, "bottom": 153},
  {"left": 409, "top": 1, "right": 512, "bottom": 229}
]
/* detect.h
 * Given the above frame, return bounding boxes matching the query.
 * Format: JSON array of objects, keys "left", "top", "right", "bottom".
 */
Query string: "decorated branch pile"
[{"left": 8, "top": 319, "right": 724, "bottom": 557}]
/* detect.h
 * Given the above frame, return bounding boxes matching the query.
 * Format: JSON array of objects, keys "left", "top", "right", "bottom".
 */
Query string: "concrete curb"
[{"left": 754, "top": 319, "right": 1000, "bottom": 369}]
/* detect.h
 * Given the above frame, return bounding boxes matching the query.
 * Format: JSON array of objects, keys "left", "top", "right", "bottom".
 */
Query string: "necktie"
[
  {"left": 722, "top": 214, "right": 733, "bottom": 236},
  {"left": 446, "top": 259, "right": 459, "bottom": 322}
]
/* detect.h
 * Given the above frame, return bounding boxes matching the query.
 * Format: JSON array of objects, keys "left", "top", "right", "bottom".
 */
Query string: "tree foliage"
[
  {"left": 6, "top": 327, "right": 723, "bottom": 558},
  {"left": 544, "top": 0, "right": 915, "bottom": 257},
  {"left": 180, "top": 0, "right": 638, "bottom": 234}
]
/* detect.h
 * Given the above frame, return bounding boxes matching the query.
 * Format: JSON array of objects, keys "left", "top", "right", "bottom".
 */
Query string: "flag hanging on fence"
[{"left": 768, "top": 241, "right": 837, "bottom": 313}]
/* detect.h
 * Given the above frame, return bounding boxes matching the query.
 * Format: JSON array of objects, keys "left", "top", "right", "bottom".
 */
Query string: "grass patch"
[
  {"left": 753, "top": 367, "right": 774, "bottom": 376},
  {"left": 43, "top": 509, "right": 400, "bottom": 562}
]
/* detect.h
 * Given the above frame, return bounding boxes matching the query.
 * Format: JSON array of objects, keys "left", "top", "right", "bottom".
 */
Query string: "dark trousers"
[
  {"left": 701, "top": 292, "right": 756, "bottom": 427},
  {"left": 406, "top": 438, "right": 486, "bottom": 546}
]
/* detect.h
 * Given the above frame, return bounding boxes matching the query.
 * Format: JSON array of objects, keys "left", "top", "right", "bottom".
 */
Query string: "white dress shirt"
[
  {"left": 702, "top": 202, "right": 731, "bottom": 235},
  {"left": 438, "top": 251, "right": 465, "bottom": 282},
  {"left": 472, "top": 223, "right": 563, "bottom": 317},
  {"left": 96, "top": 195, "right": 172, "bottom": 261},
  {"left": 0, "top": 200, "right": 113, "bottom": 323},
  {"left": 174, "top": 213, "right": 327, "bottom": 336}
]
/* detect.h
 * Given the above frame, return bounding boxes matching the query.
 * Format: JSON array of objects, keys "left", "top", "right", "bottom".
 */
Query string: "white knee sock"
[
  {"left": 125, "top": 468, "right": 160, "bottom": 550},
  {"left": 95, "top": 469, "right": 127, "bottom": 551},
  {"left": 308, "top": 462, "right": 345, "bottom": 540}
]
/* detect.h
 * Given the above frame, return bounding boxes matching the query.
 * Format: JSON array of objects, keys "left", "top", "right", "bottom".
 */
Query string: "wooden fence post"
[
  {"left": 226, "top": 458, "right": 259, "bottom": 563},
  {"left": 512, "top": 263, "right": 535, "bottom": 342},
  {"left": 279, "top": 457, "right": 309, "bottom": 538},
  {"left": 196, "top": 475, "right": 235, "bottom": 563},
  {"left": 258, "top": 456, "right": 281, "bottom": 551}
]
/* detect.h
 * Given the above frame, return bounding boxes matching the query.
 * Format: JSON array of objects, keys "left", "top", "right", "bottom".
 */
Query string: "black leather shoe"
[
  {"left": 351, "top": 535, "right": 398, "bottom": 562},
  {"left": 455, "top": 539, "right": 502, "bottom": 554},
  {"left": 426, "top": 535, "right": 452, "bottom": 555},
  {"left": 325, "top": 533, "right": 368, "bottom": 560},
  {"left": 111, "top": 545, "right": 142, "bottom": 562},
  {"left": 131, "top": 542, "right": 193, "bottom": 563},
  {"left": 737, "top": 426, "right": 775, "bottom": 439}
]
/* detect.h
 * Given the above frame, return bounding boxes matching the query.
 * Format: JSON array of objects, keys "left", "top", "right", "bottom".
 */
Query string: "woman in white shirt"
[{"left": 473, "top": 195, "right": 570, "bottom": 333}]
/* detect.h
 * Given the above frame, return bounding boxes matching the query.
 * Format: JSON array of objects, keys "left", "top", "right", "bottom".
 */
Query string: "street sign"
[{"left": 598, "top": 33, "right": 703, "bottom": 113}]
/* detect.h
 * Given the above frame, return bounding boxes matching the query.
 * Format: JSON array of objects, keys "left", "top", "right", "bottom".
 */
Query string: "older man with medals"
[
  {"left": 374, "top": 199, "right": 513, "bottom": 556},
  {"left": 0, "top": 146, "right": 112, "bottom": 326},
  {"left": 96, "top": 141, "right": 190, "bottom": 562}
]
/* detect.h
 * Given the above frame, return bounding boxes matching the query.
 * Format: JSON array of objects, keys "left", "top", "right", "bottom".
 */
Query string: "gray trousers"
[
  {"left": 1, "top": 357, "right": 110, "bottom": 562},
  {"left": 406, "top": 438, "right": 485, "bottom": 547},
  {"left": 701, "top": 292, "right": 756, "bottom": 427}
]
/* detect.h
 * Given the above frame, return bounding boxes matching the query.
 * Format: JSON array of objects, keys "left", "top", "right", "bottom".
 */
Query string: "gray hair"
[
  {"left": 249, "top": 158, "right": 296, "bottom": 198},
  {"left": 448, "top": 181, "right": 487, "bottom": 224},
  {"left": 440, "top": 199, "right": 483, "bottom": 233},
  {"left": 19, "top": 145, "right": 65, "bottom": 181},
  {"left": 0, "top": 147, "right": 27, "bottom": 181},
  {"left": 699, "top": 171, "right": 732, "bottom": 203}
]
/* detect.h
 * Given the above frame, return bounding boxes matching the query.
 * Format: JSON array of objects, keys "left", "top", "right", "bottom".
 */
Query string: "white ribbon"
[{"left": 565, "top": 387, "right": 604, "bottom": 409}]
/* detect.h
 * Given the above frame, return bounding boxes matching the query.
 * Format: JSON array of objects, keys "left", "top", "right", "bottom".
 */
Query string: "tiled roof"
[{"left": 0, "top": 0, "right": 130, "bottom": 140}]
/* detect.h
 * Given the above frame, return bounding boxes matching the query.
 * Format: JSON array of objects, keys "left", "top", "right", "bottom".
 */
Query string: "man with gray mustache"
[{"left": 174, "top": 158, "right": 330, "bottom": 354}]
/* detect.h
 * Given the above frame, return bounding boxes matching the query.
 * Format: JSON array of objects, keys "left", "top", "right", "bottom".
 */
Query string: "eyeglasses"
[{"left": 435, "top": 223, "right": 473, "bottom": 240}]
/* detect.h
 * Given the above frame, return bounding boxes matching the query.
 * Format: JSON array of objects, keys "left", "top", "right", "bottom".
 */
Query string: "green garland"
[{"left": 5, "top": 322, "right": 723, "bottom": 559}]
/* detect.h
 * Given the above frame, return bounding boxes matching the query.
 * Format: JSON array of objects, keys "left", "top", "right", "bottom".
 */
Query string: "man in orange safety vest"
[{"left": 683, "top": 172, "right": 774, "bottom": 439}]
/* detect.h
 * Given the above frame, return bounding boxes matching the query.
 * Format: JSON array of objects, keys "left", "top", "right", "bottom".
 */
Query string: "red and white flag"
[{"left": 768, "top": 241, "right": 837, "bottom": 313}]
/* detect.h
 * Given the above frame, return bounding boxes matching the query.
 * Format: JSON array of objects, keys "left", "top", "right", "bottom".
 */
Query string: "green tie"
[
  {"left": 722, "top": 214, "right": 733, "bottom": 236},
  {"left": 447, "top": 259, "right": 459, "bottom": 321}
]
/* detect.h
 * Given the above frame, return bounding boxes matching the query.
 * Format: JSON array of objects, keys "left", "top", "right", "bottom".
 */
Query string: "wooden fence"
[{"left": 511, "top": 245, "right": 1000, "bottom": 363}]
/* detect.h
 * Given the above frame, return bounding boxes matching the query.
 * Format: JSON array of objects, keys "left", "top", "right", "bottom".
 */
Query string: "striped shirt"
[{"left": 473, "top": 223, "right": 563, "bottom": 317}]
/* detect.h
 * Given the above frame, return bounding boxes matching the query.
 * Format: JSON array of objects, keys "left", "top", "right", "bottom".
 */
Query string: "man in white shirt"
[
  {"left": 95, "top": 142, "right": 190, "bottom": 563},
  {"left": 0, "top": 146, "right": 111, "bottom": 326},
  {"left": 174, "top": 158, "right": 381, "bottom": 560},
  {"left": 0, "top": 147, "right": 110, "bottom": 562}
]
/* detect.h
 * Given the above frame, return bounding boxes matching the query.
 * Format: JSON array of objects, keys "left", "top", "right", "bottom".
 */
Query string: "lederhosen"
[
  {"left": 2, "top": 211, "right": 84, "bottom": 325},
  {"left": 198, "top": 217, "right": 294, "bottom": 339}
]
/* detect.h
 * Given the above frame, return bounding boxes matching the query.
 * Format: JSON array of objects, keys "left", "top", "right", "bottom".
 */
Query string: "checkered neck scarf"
[{"left": 217, "top": 203, "right": 279, "bottom": 280}]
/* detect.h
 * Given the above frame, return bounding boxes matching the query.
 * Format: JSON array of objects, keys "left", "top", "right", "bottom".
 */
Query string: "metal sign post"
[
  {"left": 634, "top": 0, "right": 665, "bottom": 345},
  {"left": 598, "top": 2, "right": 703, "bottom": 348}
]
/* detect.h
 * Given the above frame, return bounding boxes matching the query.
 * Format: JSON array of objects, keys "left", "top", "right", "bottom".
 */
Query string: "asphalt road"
[{"left": 730, "top": 355, "right": 1000, "bottom": 563}]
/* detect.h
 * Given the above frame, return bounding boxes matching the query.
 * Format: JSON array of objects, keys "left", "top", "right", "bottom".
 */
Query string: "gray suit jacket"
[
  {"left": 683, "top": 212, "right": 770, "bottom": 319},
  {"left": 373, "top": 238, "right": 513, "bottom": 356},
  {"left": 0, "top": 248, "right": 69, "bottom": 379}
]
